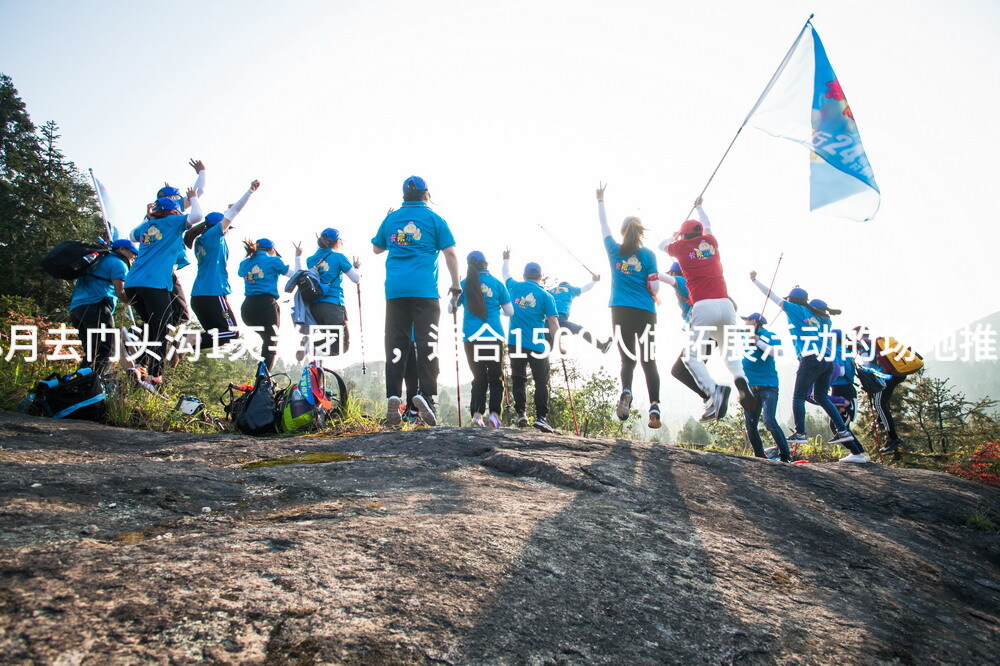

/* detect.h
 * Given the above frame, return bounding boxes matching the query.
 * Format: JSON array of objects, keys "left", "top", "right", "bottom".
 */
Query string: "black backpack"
[
  {"left": 221, "top": 362, "right": 282, "bottom": 435},
  {"left": 40, "top": 241, "right": 110, "bottom": 280},
  {"left": 294, "top": 272, "right": 324, "bottom": 303},
  {"left": 30, "top": 368, "right": 107, "bottom": 421}
]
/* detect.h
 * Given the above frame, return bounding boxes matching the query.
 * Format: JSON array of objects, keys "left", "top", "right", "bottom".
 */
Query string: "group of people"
[{"left": 67, "top": 170, "right": 910, "bottom": 461}]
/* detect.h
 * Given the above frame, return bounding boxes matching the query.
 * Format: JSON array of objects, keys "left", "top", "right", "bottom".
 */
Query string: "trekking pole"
[
  {"left": 452, "top": 305, "right": 463, "bottom": 426},
  {"left": 537, "top": 224, "right": 596, "bottom": 275},
  {"left": 356, "top": 282, "right": 366, "bottom": 374},
  {"left": 758, "top": 252, "right": 784, "bottom": 320},
  {"left": 500, "top": 345, "right": 515, "bottom": 423},
  {"left": 561, "top": 358, "right": 580, "bottom": 436}
]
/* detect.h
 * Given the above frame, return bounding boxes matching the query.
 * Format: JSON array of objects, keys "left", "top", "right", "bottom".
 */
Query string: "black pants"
[
  {"left": 385, "top": 298, "right": 440, "bottom": 401},
  {"left": 311, "top": 301, "right": 350, "bottom": 356},
  {"left": 508, "top": 346, "right": 550, "bottom": 419},
  {"left": 191, "top": 295, "right": 240, "bottom": 350},
  {"left": 70, "top": 299, "right": 116, "bottom": 376},
  {"left": 830, "top": 383, "right": 858, "bottom": 432},
  {"left": 610, "top": 306, "right": 660, "bottom": 403},
  {"left": 241, "top": 294, "right": 280, "bottom": 370},
  {"left": 870, "top": 374, "right": 905, "bottom": 441},
  {"left": 403, "top": 341, "right": 419, "bottom": 412},
  {"left": 170, "top": 271, "right": 191, "bottom": 325},
  {"left": 124, "top": 286, "right": 173, "bottom": 377},
  {"left": 465, "top": 340, "right": 503, "bottom": 416}
]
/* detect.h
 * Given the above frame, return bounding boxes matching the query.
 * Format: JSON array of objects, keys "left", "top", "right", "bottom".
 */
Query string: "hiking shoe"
[
  {"left": 597, "top": 339, "right": 613, "bottom": 354},
  {"left": 880, "top": 438, "right": 904, "bottom": 454},
  {"left": 401, "top": 409, "right": 421, "bottom": 424},
  {"left": 533, "top": 417, "right": 555, "bottom": 433},
  {"left": 648, "top": 405, "right": 661, "bottom": 429},
  {"left": 412, "top": 395, "right": 437, "bottom": 426},
  {"left": 699, "top": 393, "right": 717, "bottom": 422},
  {"left": 715, "top": 385, "right": 731, "bottom": 420},
  {"left": 763, "top": 446, "right": 779, "bottom": 458},
  {"left": 787, "top": 432, "right": 808, "bottom": 444},
  {"left": 829, "top": 429, "right": 855, "bottom": 445},
  {"left": 839, "top": 452, "right": 871, "bottom": 464},
  {"left": 616, "top": 390, "right": 633, "bottom": 421},
  {"left": 472, "top": 414, "right": 486, "bottom": 427},
  {"left": 386, "top": 396, "right": 402, "bottom": 426},
  {"left": 734, "top": 377, "right": 756, "bottom": 413},
  {"left": 488, "top": 413, "right": 503, "bottom": 428},
  {"left": 517, "top": 411, "right": 529, "bottom": 428}
]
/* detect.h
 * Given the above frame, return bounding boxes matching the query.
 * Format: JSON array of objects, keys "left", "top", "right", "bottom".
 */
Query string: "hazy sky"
[{"left": 2, "top": 0, "right": 998, "bottom": 422}]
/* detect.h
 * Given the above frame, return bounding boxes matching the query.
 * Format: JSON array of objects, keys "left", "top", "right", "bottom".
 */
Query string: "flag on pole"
[
  {"left": 90, "top": 171, "right": 126, "bottom": 241},
  {"left": 748, "top": 24, "right": 880, "bottom": 221}
]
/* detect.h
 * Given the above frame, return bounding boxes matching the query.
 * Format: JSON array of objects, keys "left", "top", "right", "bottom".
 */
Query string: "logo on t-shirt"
[
  {"left": 514, "top": 292, "right": 537, "bottom": 309},
  {"left": 689, "top": 241, "right": 716, "bottom": 261},
  {"left": 481, "top": 284, "right": 494, "bottom": 298},
  {"left": 616, "top": 255, "right": 642, "bottom": 274},
  {"left": 390, "top": 222, "right": 423, "bottom": 246},
  {"left": 550, "top": 285, "right": 570, "bottom": 294},
  {"left": 194, "top": 241, "right": 207, "bottom": 262},
  {"left": 141, "top": 225, "right": 163, "bottom": 246},
  {"left": 316, "top": 259, "right": 330, "bottom": 274},
  {"left": 244, "top": 264, "right": 265, "bottom": 283}
]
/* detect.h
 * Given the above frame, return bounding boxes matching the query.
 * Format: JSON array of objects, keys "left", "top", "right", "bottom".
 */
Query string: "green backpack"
[{"left": 277, "top": 363, "right": 349, "bottom": 432}]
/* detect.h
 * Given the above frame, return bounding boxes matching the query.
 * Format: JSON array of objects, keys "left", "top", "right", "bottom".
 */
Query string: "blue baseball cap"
[
  {"left": 742, "top": 313, "right": 767, "bottom": 325},
  {"left": 403, "top": 175, "right": 428, "bottom": 193},
  {"left": 524, "top": 262, "right": 542, "bottom": 278},
  {"left": 111, "top": 239, "right": 138, "bottom": 253},
  {"left": 157, "top": 186, "right": 181, "bottom": 199},
  {"left": 321, "top": 227, "right": 340, "bottom": 242},
  {"left": 467, "top": 250, "right": 486, "bottom": 264},
  {"left": 809, "top": 298, "right": 829, "bottom": 311},
  {"left": 669, "top": 261, "right": 681, "bottom": 274},
  {"left": 256, "top": 238, "right": 275, "bottom": 249},
  {"left": 204, "top": 212, "right": 225, "bottom": 226},
  {"left": 787, "top": 287, "right": 809, "bottom": 301},
  {"left": 156, "top": 196, "right": 181, "bottom": 212}
]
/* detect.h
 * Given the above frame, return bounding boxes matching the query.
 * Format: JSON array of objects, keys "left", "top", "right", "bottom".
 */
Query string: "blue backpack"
[{"left": 29, "top": 368, "right": 107, "bottom": 420}]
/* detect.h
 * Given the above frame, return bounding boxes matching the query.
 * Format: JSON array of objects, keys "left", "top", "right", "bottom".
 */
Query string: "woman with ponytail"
[
  {"left": 238, "top": 238, "right": 302, "bottom": 370},
  {"left": 449, "top": 251, "right": 512, "bottom": 427},
  {"left": 306, "top": 227, "right": 361, "bottom": 357},
  {"left": 596, "top": 183, "right": 662, "bottom": 429},
  {"left": 749, "top": 273, "right": 869, "bottom": 463}
]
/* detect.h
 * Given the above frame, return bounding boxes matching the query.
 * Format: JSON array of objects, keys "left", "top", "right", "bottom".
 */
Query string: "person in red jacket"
[{"left": 663, "top": 197, "right": 754, "bottom": 422}]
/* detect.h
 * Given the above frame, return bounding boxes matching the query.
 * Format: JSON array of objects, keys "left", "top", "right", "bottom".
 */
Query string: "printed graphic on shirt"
[
  {"left": 616, "top": 255, "right": 643, "bottom": 274},
  {"left": 244, "top": 265, "right": 265, "bottom": 283},
  {"left": 390, "top": 221, "right": 423, "bottom": 246},
  {"left": 550, "top": 285, "right": 570, "bottom": 294},
  {"left": 481, "top": 284, "right": 494, "bottom": 298},
  {"left": 194, "top": 241, "right": 207, "bottom": 262},
  {"left": 315, "top": 259, "right": 330, "bottom": 274},
  {"left": 514, "top": 292, "right": 537, "bottom": 309},
  {"left": 688, "top": 240, "right": 716, "bottom": 261},
  {"left": 140, "top": 225, "right": 163, "bottom": 246}
]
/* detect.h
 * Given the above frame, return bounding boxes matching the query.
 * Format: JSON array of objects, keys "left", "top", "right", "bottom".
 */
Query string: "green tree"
[
  {"left": 904, "top": 375, "right": 998, "bottom": 454},
  {"left": 678, "top": 417, "right": 711, "bottom": 446}
]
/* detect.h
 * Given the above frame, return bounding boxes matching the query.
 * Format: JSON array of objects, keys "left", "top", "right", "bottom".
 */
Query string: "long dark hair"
[
  {"left": 620, "top": 216, "right": 646, "bottom": 256},
  {"left": 243, "top": 239, "right": 258, "bottom": 258},
  {"left": 465, "top": 256, "right": 488, "bottom": 320}
]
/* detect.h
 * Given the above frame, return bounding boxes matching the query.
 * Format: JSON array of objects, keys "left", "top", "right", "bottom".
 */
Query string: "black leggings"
[
  {"left": 384, "top": 298, "right": 440, "bottom": 401},
  {"left": 191, "top": 295, "right": 240, "bottom": 350},
  {"left": 311, "top": 301, "right": 350, "bottom": 356},
  {"left": 70, "top": 299, "right": 115, "bottom": 376},
  {"left": 508, "top": 347, "right": 550, "bottom": 419},
  {"left": 465, "top": 340, "right": 503, "bottom": 416},
  {"left": 241, "top": 294, "right": 280, "bottom": 370},
  {"left": 124, "top": 286, "right": 173, "bottom": 377},
  {"left": 871, "top": 375, "right": 905, "bottom": 441},
  {"left": 610, "top": 306, "right": 660, "bottom": 403}
]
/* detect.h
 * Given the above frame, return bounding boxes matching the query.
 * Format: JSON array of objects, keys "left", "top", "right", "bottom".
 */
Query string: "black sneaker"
[
  {"left": 533, "top": 417, "right": 555, "bottom": 433},
  {"left": 734, "top": 377, "right": 756, "bottom": 413},
  {"left": 597, "top": 339, "right": 613, "bottom": 354},
  {"left": 880, "top": 438, "right": 904, "bottom": 454},
  {"left": 517, "top": 411, "right": 529, "bottom": 428}
]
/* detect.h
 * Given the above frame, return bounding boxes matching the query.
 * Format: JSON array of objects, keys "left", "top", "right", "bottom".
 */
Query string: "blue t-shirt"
[
  {"left": 505, "top": 278, "right": 558, "bottom": 354},
  {"left": 782, "top": 301, "right": 832, "bottom": 359},
  {"left": 307, "top": 248, "right": 354, "bottom": 306},
  {"left": 457, "top": 271, "right": 511, "bottom": 342},
  {"left": 69, "top": 254, "right": 128, "bottom": 313},
  {"left": 831, "top": 342, "right": 856, "bottom": 386},
  {"left": 604, "top": 236, "right": 657, "bottom": 313},
  {"left": 191, "top": 224, "right": 230, "bottom": 297},
  {"left": 371, "top": 202, "right": 456, "bottom": 300},
  {"left": 672, "top": 275, "right": 692, "bottom": 322},
  {"left": 742, "top": 327, "right": 780, "bottom": 388},
  {"left": 124, "top": 214, "right": 191, "bottom": 290},
  {"left": 238, "top": 251, "right": 289, "bottom": 298},
  {"left": 547, "top": 284, "right": 583, "bottom": 319}
]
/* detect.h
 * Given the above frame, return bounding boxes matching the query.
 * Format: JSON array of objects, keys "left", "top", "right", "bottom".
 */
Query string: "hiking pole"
[
  {"left": 561, "top": 358, "right": 580, "bottom": 436},
  {"left": 356, "top": 282, "right": 366, "bottom": 374},
  {"left": 758, "top": 252, "right": 784, "bottom": 320},
  {"left": 452, "top": 304, "right": 463, "bottom": 426},
  {"left": 537, "top": 224, "right": 596, "bottom": 275}
]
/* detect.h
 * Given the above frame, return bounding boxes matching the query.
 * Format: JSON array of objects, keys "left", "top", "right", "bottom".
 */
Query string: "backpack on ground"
[
  {"left": 40, "top": 241, "right": 110, "bottom": 280},
  {"left": 29, "top": 367, "right": 107, "bottom": 420},
  {"left": 221, "top": 362, "right": 282, "bottom": 435},
  {"left": 875, "top": 337, "right": 924, "bottom": 376},
  {"left": 276, "top": 363, "right": 349, "bottom": 432}
]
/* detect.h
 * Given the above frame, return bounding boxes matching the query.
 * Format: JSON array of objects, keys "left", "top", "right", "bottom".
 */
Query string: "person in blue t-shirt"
[
  {"left": 740, "top": 313, "right": 791, "bottom": 463},
  {"left": 751, "top": 273, "right": 869, "bottom": 463},
  {"left": 124, "top": 189, "right": 204, "bottom": 382},
  {"left": 238, "top": 238, "right": 302, "bottom": 370},
  {"left": 596, "top": 183, "right": 662, "bottom": 429},
  {"left": 183, "top": 179, "right": 260, "bottom": 352},
  {"left": 69, "top": 239, "right": 137, "bottom": 376},
  {"left": 547, "top": 275, "right": 611, "bottom": 353},
  {"left": 449, "top": 250, "right": 512, "bottom": 428},
  {"left": 306, "top": 227, "right": 361, "bottom": 358},
  {"left": 372, "top": 176, "right": 461, "bottom": 427},
  {"left": 502, "top": 251, "right": 560, "bottom": 433}
]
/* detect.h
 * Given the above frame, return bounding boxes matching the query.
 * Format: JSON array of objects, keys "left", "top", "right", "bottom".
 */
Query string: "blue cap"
[
  {"left": 524, "top": 262, "right": 542, "bottom": 278},
  {"left": 204, "top": 212, "right": 225, "bottom": 227},
  {"left": 403, "top": 175, "right": 428, "bottom": 193},
  {"left": 787, "top": 287, "right": 808, "bottom": 301},
  {"left": 467, "top": 250, "right": 486, "bottom": 264},
  {"left": 742, "top": 313, "right": 767, "bottom": 326},
  {"left": 156, "top": 196, "right": 181, "bottom": 212},
  {"left": 111, "top": 239, "right": 138, "bottom": 253},
  {"left": 157, "top": 186, "right": 181, "bottom": 199},
  {"left": 809, "top": 298, "right": 829, "bottom": 311},
  {"left": 669, "top": 261, "right": 681, "bottom": 274},
  {"left": 321, "top": 227, "right": 340, "bottom": 242},
  {"left": 256, "top": 238, "right": 275, "bottom": 250}
]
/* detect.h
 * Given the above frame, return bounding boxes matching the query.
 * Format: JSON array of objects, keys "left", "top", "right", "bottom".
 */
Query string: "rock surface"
[{"left": 0, "top": 410, "right": 998, "bottom": 664}]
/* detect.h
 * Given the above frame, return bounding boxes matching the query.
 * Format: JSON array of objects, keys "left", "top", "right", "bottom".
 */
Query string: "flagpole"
[
  {"left": 89, "top": 168, "right": 114, "bottom": 242},
  {"left": 682, "top": 14, "right": 814, "bottom": 221}
]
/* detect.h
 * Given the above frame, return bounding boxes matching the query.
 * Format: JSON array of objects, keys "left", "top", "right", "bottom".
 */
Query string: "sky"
[{"left": 2, "top": 0, "right": 999, "bottom": 426}]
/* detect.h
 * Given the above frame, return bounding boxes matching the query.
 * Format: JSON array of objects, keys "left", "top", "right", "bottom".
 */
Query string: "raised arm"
[
  {"left": 580, "top": 273, "right": 600, "bottom": 293},
  {"left": 597, "top": 183, "right": 612, "bottom": 239},
  {"left": 222, "top": 180, "right": 259, "bottom": 231},
  {"left": 185, "top": 189, "right": 204, "bottom": 226},
  {"left": 694, "top": 196, "right": 711, "bottom": 232},
  {"left": 749, "top": 271, "right": 784, "bottom": 308},
  {"left": 502, "top": 246, "right": 512, "bottom": 282}
]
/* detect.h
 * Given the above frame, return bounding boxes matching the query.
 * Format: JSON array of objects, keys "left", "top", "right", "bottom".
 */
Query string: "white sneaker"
[
  {"left": 829, "top": 429, "right": 856, "bottom": 444},
  {"left": 412, "top": 395, "right": 437, "bottom": 426},
  {"left": 386, "top": 396, "right": 402, "bottom": 426},
  {"left": 839, "top": 452, "right": 871, "bottom": 464}
]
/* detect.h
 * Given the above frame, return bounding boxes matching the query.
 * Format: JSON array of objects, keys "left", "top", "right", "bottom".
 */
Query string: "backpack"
[
  {"left": 40, "top": 241, "right": 110, "bottom": 280},
  {"left": 221, "top": 362, "right": 281, "bottom": 435},
  {"left": 855, "top": 361, "right": 890, "bottom": 394},
  {"left": 276, "top": 363, "right": 349, "bottom": 432},
  {"left": 292, "top": 272, "right": 324, "bottom": 303},
  {"left": 29, "top": 368, "right": 107, "bottom": 420},
  {"left": 875, "top": 337, "right": 924, "bottom": 377}
]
